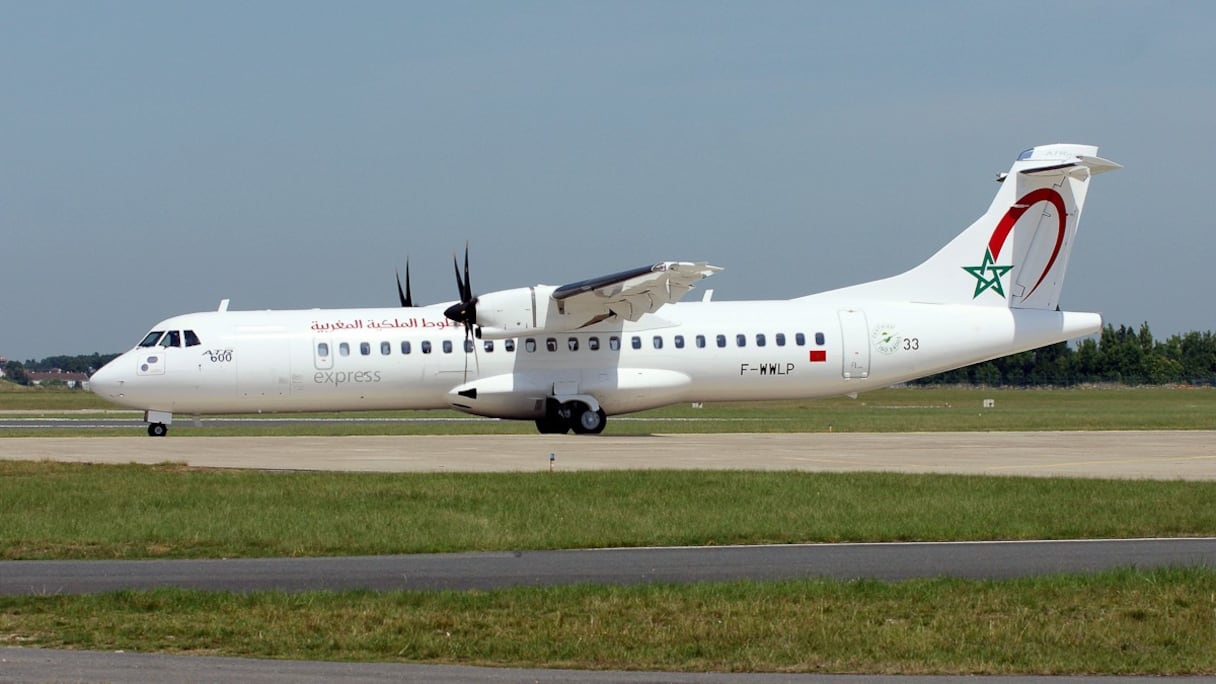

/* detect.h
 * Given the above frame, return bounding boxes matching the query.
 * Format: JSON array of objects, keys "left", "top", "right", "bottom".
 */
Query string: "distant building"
[{"left": 25, "top": 369, "right": 90, "bottom": 389}]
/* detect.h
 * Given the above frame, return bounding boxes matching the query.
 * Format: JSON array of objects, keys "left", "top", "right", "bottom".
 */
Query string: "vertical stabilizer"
[{"left": 842, "top": 144, "right": 1119, "bottom": 309}]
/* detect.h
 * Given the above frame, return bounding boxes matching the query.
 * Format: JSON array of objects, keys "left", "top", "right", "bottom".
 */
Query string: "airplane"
[{"left": 90, "top": 143, "right": 1119, "bottom": 437}]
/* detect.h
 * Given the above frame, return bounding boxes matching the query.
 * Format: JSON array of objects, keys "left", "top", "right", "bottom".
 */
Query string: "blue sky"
[{"left": 3, "top": 2, "right": 1213, "bottom": 361}]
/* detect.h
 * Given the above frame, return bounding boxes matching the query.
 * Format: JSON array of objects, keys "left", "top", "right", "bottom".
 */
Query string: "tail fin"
[{"left": 852, "top": 144, "right": 1119, "bottom": 309}]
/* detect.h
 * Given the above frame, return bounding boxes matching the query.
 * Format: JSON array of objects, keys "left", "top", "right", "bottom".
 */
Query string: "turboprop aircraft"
[{"left": 90, "top": 143, "right": 1119, "bottom": 436}]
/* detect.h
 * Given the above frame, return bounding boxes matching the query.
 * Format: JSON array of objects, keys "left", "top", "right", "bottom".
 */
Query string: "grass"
[
  {"left": 3, "top": 463, "right": 1215, "bottom": 560},
  {"left": 3, "top": 384, "right": 1214, "bottom": 673},
  {"left": 1, "top": 385, "right": 1215, "bottom": 436},
  {"left": 3, "top": 568, "right": 1215, "bottom": 674}
]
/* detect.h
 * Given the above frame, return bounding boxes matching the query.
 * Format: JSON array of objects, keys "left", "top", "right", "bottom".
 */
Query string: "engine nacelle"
[
  {"left": 475, "top": 285, "right": 587, "bottom": 339},
  {"left": 447, "top": 373, "right": 546, "bottom": 419}
]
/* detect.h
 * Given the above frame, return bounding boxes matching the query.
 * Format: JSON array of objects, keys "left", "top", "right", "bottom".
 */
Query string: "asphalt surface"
[
  {"left": 3, "top": 538, "right": 1215, "bottom": 597},
  {"left": 4, "top": 647, "right": 1212, "bottom": 684},
  {"left": 3, "top": 430, "right": 1215, "bottom": 479}
]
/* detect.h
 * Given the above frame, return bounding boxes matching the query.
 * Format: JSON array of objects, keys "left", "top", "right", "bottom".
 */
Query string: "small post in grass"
[{"left": 550, "top": 452, "right": 556, "bottom": 472}]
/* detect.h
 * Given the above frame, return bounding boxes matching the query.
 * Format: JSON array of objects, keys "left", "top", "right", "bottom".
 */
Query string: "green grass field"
[
  {"left": 3, "top": 463, "right": 1215, "bottom": 560},
  {"left": 4, "top": 568, "right": 1214, "bottom": 674},
  {"left": 2, "top": 383, "right": 1214, "bottom": 673}
]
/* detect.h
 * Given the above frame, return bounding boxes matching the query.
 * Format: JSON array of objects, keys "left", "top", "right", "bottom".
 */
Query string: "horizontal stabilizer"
[{"left": 1016, "top": 155, "right": 1121, "bottom": 178}]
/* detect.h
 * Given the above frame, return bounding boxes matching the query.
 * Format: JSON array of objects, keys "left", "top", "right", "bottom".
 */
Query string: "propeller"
[
  {"left": 395, "top": 259, "right": 414, "bottom": 308},
  {"left": 443, "top": 244, "right": 481, "bottom": 382},
  {"left": 444, "top": 244, "right": 478, "bottom": 338}
]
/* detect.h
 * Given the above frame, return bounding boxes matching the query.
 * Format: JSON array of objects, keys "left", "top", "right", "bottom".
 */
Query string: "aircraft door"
[{"left": 837, "top": 309, "right": 870, "bottom": 379}]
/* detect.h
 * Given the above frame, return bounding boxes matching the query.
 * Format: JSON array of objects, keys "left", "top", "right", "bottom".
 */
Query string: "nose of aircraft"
[{"left": 89, "top": 358, "right": 124, "bottom": 399}]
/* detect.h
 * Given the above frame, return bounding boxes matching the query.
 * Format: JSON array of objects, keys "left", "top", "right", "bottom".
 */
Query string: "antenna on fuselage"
[{"left": 217, "top": 299, "right": 230, "bottom": 312}]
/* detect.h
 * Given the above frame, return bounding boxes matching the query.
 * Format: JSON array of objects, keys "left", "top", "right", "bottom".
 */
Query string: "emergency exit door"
[{"left": 837, "top": 309, "right": 870, "bottom": 379}]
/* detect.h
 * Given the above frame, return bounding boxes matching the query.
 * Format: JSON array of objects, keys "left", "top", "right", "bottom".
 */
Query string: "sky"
[{"left": 3, "top": 2, "right": 1214, "bottom": 362}]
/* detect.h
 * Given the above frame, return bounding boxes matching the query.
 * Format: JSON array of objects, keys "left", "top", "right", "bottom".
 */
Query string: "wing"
[{"left": 552, "top": 261, "right": 722, "bottom": 325}]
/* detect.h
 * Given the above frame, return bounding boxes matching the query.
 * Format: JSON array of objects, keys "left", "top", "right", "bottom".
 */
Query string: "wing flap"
[{"left": 555, "top": 261, "right": 721, "bottom": 324}]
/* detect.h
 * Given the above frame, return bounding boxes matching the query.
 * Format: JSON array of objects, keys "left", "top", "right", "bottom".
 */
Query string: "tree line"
[
  {"left": 3, "top": 353, "right": 120, "bottom": 386},
  {"left": 911, "top": 324, "right": 1216, "bottom": 387},
  {"left": 4, "top": 324, "right": 1215, "bottom": 388}
]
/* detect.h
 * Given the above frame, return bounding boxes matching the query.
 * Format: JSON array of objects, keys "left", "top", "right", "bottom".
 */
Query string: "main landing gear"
[
  {"left": 535, "top": 399, "right": 607, "bottom": 435},
  {"left": 148, "top": 423, "right": 168, "bottom": 437}
]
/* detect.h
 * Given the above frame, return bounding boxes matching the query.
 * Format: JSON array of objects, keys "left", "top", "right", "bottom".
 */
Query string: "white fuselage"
[
  {"left": 88, "top": 142, "right": 1116, "bottom": 435},
  {"left": 90, "top": 294, "right": 1101, "bottom": 421}
]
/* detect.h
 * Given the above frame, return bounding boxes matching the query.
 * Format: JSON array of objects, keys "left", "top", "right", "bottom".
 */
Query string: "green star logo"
[{"left": 962, "top": 249, "right": 1014, "bottom": 298}]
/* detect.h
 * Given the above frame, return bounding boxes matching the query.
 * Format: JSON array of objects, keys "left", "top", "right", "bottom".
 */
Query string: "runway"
[
  {"left": 3, "top": 647, "right": 1210, "bottom": 684},
  {"left": 2, "top": 538, "right": 1215, "bottom": 597},
  {"left": 2, "top": 430, "right": 1215, "bottom": 479}
]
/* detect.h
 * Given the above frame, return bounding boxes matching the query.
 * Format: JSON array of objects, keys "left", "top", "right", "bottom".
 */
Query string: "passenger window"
[
  {"left": 421, "top": 341, "right": 432, "bottom": 354},
  {"left": 775, "top": 333, "right": 786, "bottom": 347},
  {"left": 161, "top": 331, "right": 182, "bottom": 348},
  {"left": 525, "top": 338, "right": 537, "bottom": 353},
  {"left": 588, "top": 337, "right": 600, "bottom": 351},
  {"left": 504, "top": 339, "right": 515, "bottom": 352},
  {"left": 795, "top": 333, "right": 806, "bottom": 346},
  {"left": 400, "top": 341, "right": 411, "bottom": 354},
  {"left": 736, "top": 334, "right": 746, "bottom": 347},
  {"left": 139, "top": 331, "right": 164, "bottom": 347},
  {"left": 756, "top": 334, "right": 766, "bottom": 347},
  {"left": 483, "top": 340, "right": 494, "bottom": 353},
  {"left": 653, "top": 336, "right": 663, "bottom": 349},
  {"left": 631, "top": 336, "right": 642, "bottom": 350},
  {"left": 674, "top": 335, "right": 684, "bottom": 349},
  {"left": 381, "top": 341, "right": 391, "bottom": 355},
  {"left": 696, "top": 335, "right": 706, "bottom": 348},
  {"left": 184, "top": 330, "right": 201, "bottom": 347},
  {"left": 339, "top": 343, "right": 350, "bottom": 357},
  {"left": 317, "top": 342, "right": 330, "bottom": 357},
  {"left": 443, "top": 340, "right": 453, "bottom": 354},
  {"left": 568, "top": 337, "right": 578, "bottom": 351},
  {"left": 360, "top": 342, "right": 371, "bottom": 356},
  {"left": 816, "top": 332, "right": 826, "bottom": 345},
  {"left": 546, "top": 338, "right": 558, "bottom": 352},
  {"left": 464, "top": 339, "right": 474, "bottom": 353},
  {"left": 716, "top": 334, "right": 726, "bottom": 348},
  {"left": 609, "top": 336, "right": 620, "bottom": 351}
]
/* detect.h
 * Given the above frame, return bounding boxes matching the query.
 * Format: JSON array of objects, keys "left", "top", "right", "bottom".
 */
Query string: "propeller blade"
[
  {"left": 462, "top": 243, "right": 472, "bottom": 302},
  {"left": 452, "top": 253, "right": 465, "bottom": 300},
  {"left": 396, "top": 260, "right": 413, "bottom": 308},
  {"left": 444, "top": 243, "right": 479, "bottom": 337}
]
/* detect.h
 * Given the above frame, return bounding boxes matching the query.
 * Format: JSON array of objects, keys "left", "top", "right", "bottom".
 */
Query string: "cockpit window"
[
  {"left": 184, "top": 330, "right": 201, "bottom": 347},
  {"left": 139, "top": 331, "right": 164, "bottom": 347},
  {"left": 161, "top": 330, "right": 182, "bottom": 348}
]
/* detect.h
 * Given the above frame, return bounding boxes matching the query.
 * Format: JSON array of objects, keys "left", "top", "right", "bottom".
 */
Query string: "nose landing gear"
[{"left": 143, "top": 410, "right": 173, "bottom": 437}]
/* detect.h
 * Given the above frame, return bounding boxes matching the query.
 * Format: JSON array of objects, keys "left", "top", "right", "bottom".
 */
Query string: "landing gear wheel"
[
  {"left": 571, "top": 405, "right": 607, "bottom": 435},
  {"left": 148, "top": 423, "right": 168, "bottom": 437},
  {"left": 534, "top": 416, "right": 570, "bottom": 434}
]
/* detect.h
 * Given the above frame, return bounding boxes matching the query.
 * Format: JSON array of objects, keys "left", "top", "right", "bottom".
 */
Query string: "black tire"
[
  {"left": 534, "top": 416, "right": 570, "bottom": 434},
  {"left": 571, "top": 405, "right": 607, "bottom": 435},
  {"left": 148, "top": 423, "right": 168, "bottom": 437}
]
